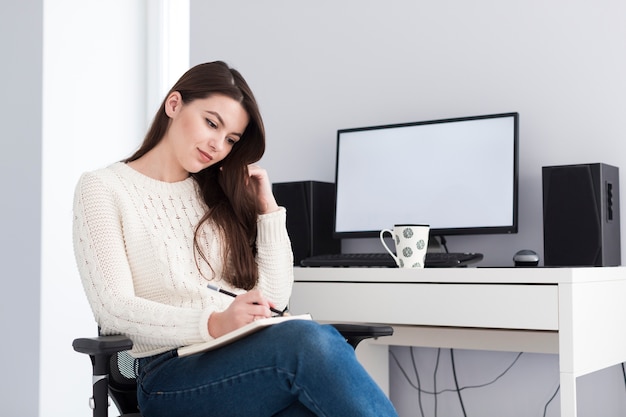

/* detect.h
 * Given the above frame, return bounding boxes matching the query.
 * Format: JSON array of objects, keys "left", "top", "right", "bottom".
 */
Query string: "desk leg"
[
  {"left": 559, "top": 372, "right": 577, "bottom": 417},
  {"left": 355, "top": 340, "right": 390, "bottom": 396}
]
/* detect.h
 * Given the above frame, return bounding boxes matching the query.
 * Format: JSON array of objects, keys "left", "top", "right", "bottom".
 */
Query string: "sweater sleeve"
[
  {"left": 72, "top": 172, "right": 214, "bottom": 354},
  {"left": 255, "top": 207, "right": 294, "bottom": 310}
]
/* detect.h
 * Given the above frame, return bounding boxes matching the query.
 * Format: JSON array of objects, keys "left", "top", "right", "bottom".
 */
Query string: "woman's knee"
[{"left": 273, "top": 320, "right": 351, "bottom": 359}]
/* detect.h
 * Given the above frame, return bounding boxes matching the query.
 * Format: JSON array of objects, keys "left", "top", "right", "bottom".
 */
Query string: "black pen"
[{"left": 207, "top": 283, "right": 284, "bottom": 316}]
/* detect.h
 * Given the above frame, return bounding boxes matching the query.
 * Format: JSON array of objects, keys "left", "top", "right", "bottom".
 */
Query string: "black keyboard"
[{"left": 300, "top": 252, "right": 484, "bottom": 268}]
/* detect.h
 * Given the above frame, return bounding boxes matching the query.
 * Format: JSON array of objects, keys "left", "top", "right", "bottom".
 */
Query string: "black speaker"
[
  {"left": 542, "top": 163, "right": 621, "bottom": 267},
  {"left": 272, "top": 181, "right": 341, "bottom": 265}
]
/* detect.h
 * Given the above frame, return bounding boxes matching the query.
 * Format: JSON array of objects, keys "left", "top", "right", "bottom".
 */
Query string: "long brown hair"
[{"left": 126, "top": 61, "right": 265, "bottom": 290}]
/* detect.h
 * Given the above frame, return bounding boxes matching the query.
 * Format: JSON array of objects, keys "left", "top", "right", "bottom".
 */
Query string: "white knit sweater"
[{"left": 73, "top": 162, "right": 294, "bottom": 357}]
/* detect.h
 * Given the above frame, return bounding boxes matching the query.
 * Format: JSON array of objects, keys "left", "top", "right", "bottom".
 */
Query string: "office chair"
[{"left": 73, "top": 323, "right": 394, "bottom": 417}]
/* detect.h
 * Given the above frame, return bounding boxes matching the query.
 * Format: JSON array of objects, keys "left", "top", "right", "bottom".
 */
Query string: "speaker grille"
[
  {"left": 542, "top": 163, "right": 621, "bottom": 266},
  {"left": 273, "top": 181, "right": 340, "bottom": 265},
  {"left": 543, "top": 165, "right": 602, "bottom": 266}
]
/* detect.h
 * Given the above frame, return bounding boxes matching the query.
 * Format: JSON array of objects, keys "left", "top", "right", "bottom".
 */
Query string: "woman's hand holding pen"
[
  {"left": 207, "top": 289, "right": 276, "bottom": 338},
  {"left": 247, "top": 164, "right": 279, "bottom": 214}
]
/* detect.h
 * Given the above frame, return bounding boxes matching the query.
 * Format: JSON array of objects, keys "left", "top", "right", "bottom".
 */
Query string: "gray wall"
[
  {"left": 190, "top": 1, "right": 626, "bottom": 416},
  {"left": 5, "top": 0, "right": 622, "bottom": 414},
  {"left": 190, "top": 0, "right": 626, "bottom": 268},
  {"left": 0, "top": 1, "right": 43, "bottom": 415}
]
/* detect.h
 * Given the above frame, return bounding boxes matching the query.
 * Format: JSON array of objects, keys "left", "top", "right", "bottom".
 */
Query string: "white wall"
[
  {"left": 40, "top": 1, "right": 147, "bottom": 416},
  {"left": 189, "top": 1, "right": 626, "bottom": 416},
  {"left": 0, "top": 1, "right": 187, "bottom": 414},
  {"left": 38, "top": 1, "right": 189, "bottom": 415}
]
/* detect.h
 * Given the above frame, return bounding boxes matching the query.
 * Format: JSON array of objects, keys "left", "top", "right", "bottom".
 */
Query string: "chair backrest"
[{"left": 108, "top": 351, "right": 141, "bottom": 415}]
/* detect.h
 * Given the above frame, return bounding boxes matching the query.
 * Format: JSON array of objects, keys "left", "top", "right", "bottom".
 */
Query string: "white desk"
[{"left": 289, "top": 266, "right": 626, "bottom": 417}]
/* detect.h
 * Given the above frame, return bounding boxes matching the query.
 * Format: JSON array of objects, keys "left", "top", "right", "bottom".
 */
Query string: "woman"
[{"left": 73, "top": 61, "right": 398, "bottom": 416}]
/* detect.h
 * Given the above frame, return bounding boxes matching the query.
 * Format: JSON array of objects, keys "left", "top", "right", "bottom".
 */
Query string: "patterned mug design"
[{"left": 380, "top": 224, "right": 430, "bottom": 269}]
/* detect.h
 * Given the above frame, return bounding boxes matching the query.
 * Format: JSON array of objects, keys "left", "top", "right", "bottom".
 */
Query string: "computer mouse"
[{"left": 513, "top": 249, "right": 539, "bottom": 267}]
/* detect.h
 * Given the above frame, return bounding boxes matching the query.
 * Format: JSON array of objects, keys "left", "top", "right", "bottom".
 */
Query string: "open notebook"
[{"left": 177, "top": 314, "right": 312, "bottom": 357}]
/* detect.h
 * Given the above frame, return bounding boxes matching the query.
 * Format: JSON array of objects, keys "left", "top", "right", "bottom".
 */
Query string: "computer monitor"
[{"left": 334, "top": 112, "right": 519, "bottom": 238}]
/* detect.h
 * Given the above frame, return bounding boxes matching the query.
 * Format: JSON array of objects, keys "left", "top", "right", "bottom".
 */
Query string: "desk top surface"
[{"left": 294, "top": 265, "right": 626, "bottom": 284}]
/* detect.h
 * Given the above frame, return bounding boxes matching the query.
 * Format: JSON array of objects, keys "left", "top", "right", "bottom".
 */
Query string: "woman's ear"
[{"left": 164, "top": 91, "right": 183, "bottom": 117}]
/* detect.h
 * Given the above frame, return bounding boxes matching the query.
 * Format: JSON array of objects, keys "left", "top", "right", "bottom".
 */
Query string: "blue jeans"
[{"left": 136, "top": 320, "right": 398, "bottom": 417}]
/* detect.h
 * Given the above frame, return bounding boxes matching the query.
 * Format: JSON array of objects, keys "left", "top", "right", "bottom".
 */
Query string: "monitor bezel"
[{"left": 332, "top": 112, "right": 519, "bottom": 238}]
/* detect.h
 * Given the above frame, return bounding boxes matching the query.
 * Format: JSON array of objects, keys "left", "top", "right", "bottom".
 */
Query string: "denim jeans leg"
[{"left": 136, "top": 320, "right": 398, "bottom": 417}]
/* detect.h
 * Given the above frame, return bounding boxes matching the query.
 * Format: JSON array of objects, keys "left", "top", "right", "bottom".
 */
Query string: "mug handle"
[{"left": 379, "top": 229, "right": 400, "bottom": 266}]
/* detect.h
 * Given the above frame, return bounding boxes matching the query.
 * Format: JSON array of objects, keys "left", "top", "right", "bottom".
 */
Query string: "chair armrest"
[
  {"left": 72, "top": 335, "right": 134, "bottom": 356},
  {"left": 71, "top": 324, "right": 392, "bottom": 355},
  {"left": 73, "top": 335, "right": 135, "bottom": 413},
  {"left": 331, "top": 323, "right": 394, "bottom": 349}
]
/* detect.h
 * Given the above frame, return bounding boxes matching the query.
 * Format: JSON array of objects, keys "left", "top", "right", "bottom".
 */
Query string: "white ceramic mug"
[{"left": 379, "top": 224, "right": 430, "bottom": 268}]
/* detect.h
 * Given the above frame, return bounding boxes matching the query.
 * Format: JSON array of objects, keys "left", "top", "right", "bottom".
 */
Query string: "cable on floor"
[
  {"left": 389, "top": 347, "right": 525, "bottom": 415},
  {"left": 410, "top": 345, "right": 426, "bottom": 417},
  {"left": 450, "top": 348, "right": 468, "bottom": 417},
  {"left": 542, "top": 384, "right": 559, "bottom": 417},
  {"left": 433, "top": 348, "right": 441, "bottom": 417}
]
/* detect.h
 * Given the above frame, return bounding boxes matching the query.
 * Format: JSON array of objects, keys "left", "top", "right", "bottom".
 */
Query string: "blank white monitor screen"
[{"left": 334, "top": 113, "right": 519, "bottom": 237}]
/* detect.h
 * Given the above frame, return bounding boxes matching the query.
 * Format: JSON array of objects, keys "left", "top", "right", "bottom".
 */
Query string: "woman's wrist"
[
  {"left": 260, "top": 200, "right": 280, "bottom": 214},
  {"left": 208, "top": 311, "right": 224, "bottom": 338}
]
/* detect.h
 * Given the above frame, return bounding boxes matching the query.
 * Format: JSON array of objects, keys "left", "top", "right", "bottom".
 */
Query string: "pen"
[{"left": 207, "top": 283, "right": 284, "bottom": 316}]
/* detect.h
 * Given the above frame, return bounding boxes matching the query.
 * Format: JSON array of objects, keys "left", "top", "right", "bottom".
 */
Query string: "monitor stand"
[{"left": 428, "top": 236, "right": 446, "bottom": 253}]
